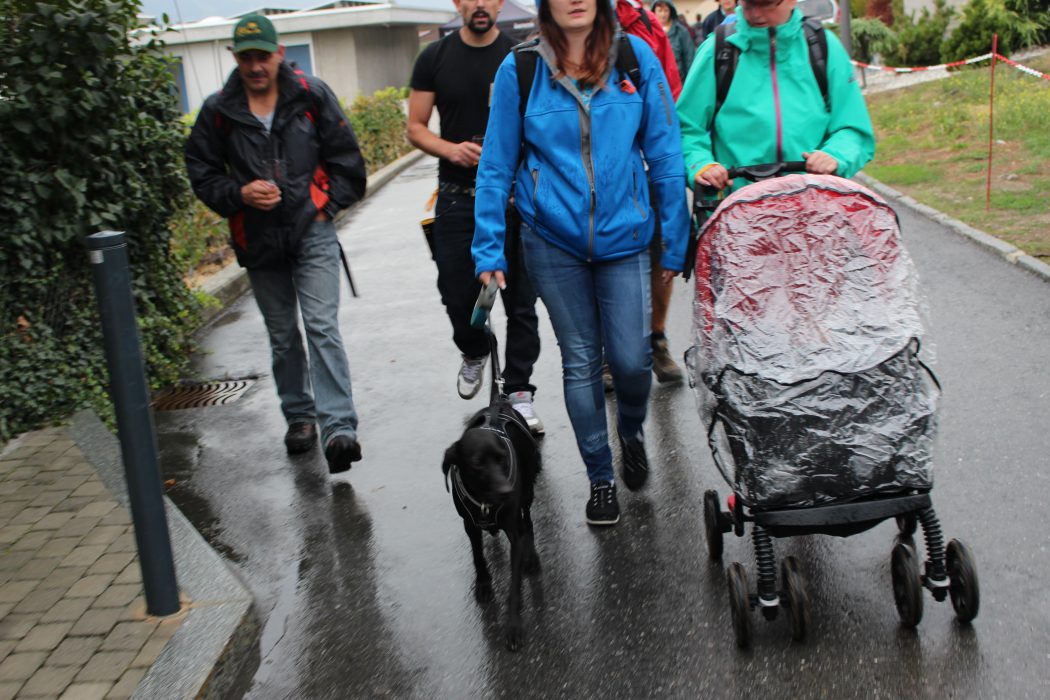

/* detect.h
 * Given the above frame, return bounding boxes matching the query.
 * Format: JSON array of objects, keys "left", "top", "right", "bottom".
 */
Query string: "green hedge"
[
  {"left": 0, "top": 1, "right": 198, "bottom": 442},
  {"left": 346, "top": 87, "right": 414, "bottom": 175}
]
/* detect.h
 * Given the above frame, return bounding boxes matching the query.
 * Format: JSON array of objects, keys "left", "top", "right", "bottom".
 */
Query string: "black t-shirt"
[{"left": 410, "top": 31, "right": 515, "bottom": 186}]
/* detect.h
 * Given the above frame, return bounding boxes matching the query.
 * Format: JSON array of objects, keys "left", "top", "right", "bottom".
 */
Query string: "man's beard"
[{"left": 466, "top": 11, "right": 493, "bottom": 34}]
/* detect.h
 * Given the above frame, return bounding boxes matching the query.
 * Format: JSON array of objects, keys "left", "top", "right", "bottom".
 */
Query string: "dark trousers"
[{"left": 431, "top": 192, "right": 540, "bottom": 395}]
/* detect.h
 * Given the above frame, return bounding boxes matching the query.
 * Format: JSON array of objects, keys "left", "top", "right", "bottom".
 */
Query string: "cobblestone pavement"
[{"left": 0, "top": 427, "right": 182, "bottom": 700}]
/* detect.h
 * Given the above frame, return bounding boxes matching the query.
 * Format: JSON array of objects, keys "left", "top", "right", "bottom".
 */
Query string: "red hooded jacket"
[{"left": 615, "top": 0, "right": 682, "bottom": 99}]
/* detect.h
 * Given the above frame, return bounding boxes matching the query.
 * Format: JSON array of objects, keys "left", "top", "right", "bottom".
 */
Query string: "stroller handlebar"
[
  {"left": 726, "top": 161, "right": 808, "bottom": 181},
  {"left": 697, "top": 162, "right": 808, "bottom": 200}
]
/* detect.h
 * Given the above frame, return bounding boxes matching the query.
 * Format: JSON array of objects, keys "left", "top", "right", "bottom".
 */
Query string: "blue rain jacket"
[{"left": 472, "top": 35, "right": 689, "bottom": 275}]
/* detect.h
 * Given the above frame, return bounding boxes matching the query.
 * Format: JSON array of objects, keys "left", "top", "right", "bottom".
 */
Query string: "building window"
[
  {"left": 171, "top": 59, "right": 189, "bottom": 114},
  {"left": 284, "top": 44, "right": 313, "bottom": 75}
]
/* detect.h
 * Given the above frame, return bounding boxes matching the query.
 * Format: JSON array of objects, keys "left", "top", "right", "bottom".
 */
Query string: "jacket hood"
[{"left": 650, "top": 0, "right": 680, "bottom": 21}]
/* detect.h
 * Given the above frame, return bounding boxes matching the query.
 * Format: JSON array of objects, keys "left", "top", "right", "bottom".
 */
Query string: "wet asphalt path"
[{"left": 155, "top": 158, "right": 1050, "bottom": 698}]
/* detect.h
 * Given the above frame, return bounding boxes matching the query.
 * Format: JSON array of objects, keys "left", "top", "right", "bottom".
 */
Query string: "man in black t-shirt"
[{"left": 407, "top": 0, "right": 543, "bottom": 434}]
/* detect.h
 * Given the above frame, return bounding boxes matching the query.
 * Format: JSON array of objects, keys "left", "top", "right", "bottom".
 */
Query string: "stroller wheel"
[
  {"left": 891, "top": 541, "right": 924, "bottom": 628},
  {"left": 726, "top": 562, "right": 752, "bottom": 648},
  {"left": 946, "top": 539, "right": 980, "bottom": 623},
  {"left": 896, "top": 513, "right": 918, "bottom": 537},
  {"left": 780, "top": 557, "right": 810, "bottom": 642},
  {"left": 703, "top": 490, "right": 724, "bottom": 561}
]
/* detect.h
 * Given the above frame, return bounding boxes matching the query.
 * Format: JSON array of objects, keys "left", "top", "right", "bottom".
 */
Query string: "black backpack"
[
  {"left": 712, "top": 16, "right": 830, "bottom": 124},
  {"left": 513, "top": 35, "right": 642, "bottom": 117}
]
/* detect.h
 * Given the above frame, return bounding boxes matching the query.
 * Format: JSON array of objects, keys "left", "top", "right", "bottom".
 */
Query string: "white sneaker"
[
  {"left": 509, "top": 391, "right": 544, "bottom": 435},
  {"left": 457, "top": 355, "right": 487, "bottom": 399}
]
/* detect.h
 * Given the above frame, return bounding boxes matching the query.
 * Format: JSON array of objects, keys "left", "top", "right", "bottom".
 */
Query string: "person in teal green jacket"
[{"left": 676, "top": 0, "right": 875, "bottom": 192}]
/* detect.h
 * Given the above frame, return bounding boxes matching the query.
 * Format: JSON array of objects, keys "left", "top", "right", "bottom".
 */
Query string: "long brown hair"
[{"left": 538, "top": 0, "right": 615, "bottom": 87}]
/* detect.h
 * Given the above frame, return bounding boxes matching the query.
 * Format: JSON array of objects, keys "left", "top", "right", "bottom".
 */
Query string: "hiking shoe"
[
  {"left": 586, "top": 481, "right": 620, "bottom": 526},
  {"left": 457, "top": 354, "right": 488, "bottom": 399},
  {"left": 284, "top": 422, "right": 317, "bottom": 454},
  {"left": 652, "top": 337, "right": 684, "bottom": 384},
  {"left": 324, "top": 434, "right": 362, "bottom": 474},
  {"left": 602, "top": 362, "right": 614, "bottom": 393},
  {"left": 620, "top": 432, "right": 649, "bottom": 491},
  {"left": 509, "top": 391, "right": 544, "bottom": 436}
]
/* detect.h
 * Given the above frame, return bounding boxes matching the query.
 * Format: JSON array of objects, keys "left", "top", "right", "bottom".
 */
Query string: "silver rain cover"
[{"left": 689, "top": 174, "right": 938, "bottom": 508}]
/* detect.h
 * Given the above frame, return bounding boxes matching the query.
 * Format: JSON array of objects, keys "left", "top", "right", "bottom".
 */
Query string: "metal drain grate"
[{"left": 152, "top": 379, "right": 255, "bottom": 411}]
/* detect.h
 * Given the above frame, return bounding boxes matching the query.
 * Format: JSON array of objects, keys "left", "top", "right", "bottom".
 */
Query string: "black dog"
[{"left": 443, "top": 398, "right": 541, "bottom": 650}]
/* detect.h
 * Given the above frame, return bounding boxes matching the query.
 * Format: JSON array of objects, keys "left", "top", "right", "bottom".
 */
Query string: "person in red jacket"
[
  {"left": 613, "top": 0, "right": 686, "bottom": 383},
  {"left": 615, "top": 0, "right": 681, "bottom": 98}
]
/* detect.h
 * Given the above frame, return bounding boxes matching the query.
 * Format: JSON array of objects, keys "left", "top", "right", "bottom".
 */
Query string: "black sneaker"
[
  {"left": 324, "top": 435, "right": 362, "bottom": 474},
  {"left": 620, "top": 433, "right": 649, "bottom": 491},
  {"left": 586, "top": 481, "right": 620, "bottom": 526},
  {"left": 284, "top": 422, "right": 317, "bottom": 454}
]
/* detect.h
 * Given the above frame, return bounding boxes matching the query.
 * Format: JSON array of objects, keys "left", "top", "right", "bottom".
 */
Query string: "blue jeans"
[
  {"left": 520, "top": 225, "right": 652, "bottom": 483},
  {"left": 247, "top": 220, "right": 358, "bottom": 446}
]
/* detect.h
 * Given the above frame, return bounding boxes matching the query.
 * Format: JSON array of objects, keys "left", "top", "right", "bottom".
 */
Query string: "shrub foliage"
[
  {"left": 942, "top": 0, "right": 1046, "bottom": 62},
  {"left": 0, "top": 1, "right": 198, "bottom": 441},
  {"left": 881, "top": 0, "right": 954, "bottom": 66},
  {"left": 346, "top": 87, "right": 413, "bottom": 174}
]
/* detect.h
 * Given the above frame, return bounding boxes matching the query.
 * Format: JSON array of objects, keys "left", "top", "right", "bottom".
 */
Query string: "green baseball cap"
[{"left": 232, "top": 14, "right": 279, "bottom": 54}]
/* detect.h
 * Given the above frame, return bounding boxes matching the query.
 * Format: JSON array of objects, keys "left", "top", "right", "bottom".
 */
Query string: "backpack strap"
[
  {"left": 615, "top": 33, "right": 642, "bottom": 89},
  {"left": 515, "top": 47, "right": 539, "bottom": 118},
  {"left": 293, "top": 67, "right": 321, "bottom": 123},
  {"left": 712, "top": 22, "right": 739, "bottom": 125},
  {"left": 802, "top": 17, "right": 830, "bottom": 113},
  {"left": 637, "top": 4, "right": 652, "bottom": 33}
]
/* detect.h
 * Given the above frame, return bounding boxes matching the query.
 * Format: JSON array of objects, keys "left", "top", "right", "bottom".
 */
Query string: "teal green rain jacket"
[{"left": 676, "top": 8, "right": 875, "bottom": 190}]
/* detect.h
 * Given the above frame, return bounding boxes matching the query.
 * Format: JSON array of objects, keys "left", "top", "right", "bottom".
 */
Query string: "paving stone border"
[
  {"left": 65, "top": 412, "right": 258, "bottom": 700},
  {"left": 855, "top": 171, "right": 1050, "bottom": 284}
]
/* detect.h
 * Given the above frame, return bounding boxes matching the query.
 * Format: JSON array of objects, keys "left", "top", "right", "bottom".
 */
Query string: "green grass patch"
[
  {"left": 866, "top": 163, "right": 939, "bottom": 184},
  {"left": 866, "top": 51, "right": 1050, "bottom": 258}
]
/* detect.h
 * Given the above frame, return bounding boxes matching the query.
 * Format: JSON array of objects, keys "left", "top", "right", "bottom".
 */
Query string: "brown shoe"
[
  {"left": 284, "top": 422, "right": 317, "bottom": 454},
  {"left": 324, "top": 435, "right": 362, "bottom": 474},
  {"left": 651, "top": 338, "right": 684, "bottom": 384}
]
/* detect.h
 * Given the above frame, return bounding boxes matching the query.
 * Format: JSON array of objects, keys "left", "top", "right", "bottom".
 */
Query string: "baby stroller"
[{"left": 685, "top": 163, "right": 979, "bottom": 647}]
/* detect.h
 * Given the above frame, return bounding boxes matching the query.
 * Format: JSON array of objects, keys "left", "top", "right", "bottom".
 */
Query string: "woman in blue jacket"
[{"left": 472, "top": 0, "right": 689, "bottom": 526}]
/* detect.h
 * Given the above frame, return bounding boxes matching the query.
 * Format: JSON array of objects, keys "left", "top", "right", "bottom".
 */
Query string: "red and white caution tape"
[
  {"left": 993, "top": 53, "right": 1050, "bottom": 82},
  {"left": 851, "top": 53, "right": 992, "bottom": 73},
  {"left": 852, "top": 52, "right": 1050, "bottom": 81}
]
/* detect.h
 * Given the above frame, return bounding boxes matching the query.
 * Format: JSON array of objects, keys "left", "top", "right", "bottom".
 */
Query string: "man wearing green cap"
[{"left": 185, "top": 14, "right": 369, "bottom": 474}]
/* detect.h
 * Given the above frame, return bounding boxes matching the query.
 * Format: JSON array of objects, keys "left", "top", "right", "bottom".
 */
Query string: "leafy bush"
[
  {"left": 941, "top": 0, "right": 1045, "bottom": 62},
  {"left": 0, "top": 1, "right": 198, "bottom": 441},
  {"left": 852, "top": 17, "right": 898, "bottom": 62},
  {"left": 346, "top": 87, "right": 413, "bottom": 174},
  {"left": 170, "top": 200, "right": 229, "bottom": 279},
  {"left": 1006, "top": 0, "right": 1050, "bottom": 44},
  {"left": 881, "top": 0, "right": 953, "bottom": 66}
]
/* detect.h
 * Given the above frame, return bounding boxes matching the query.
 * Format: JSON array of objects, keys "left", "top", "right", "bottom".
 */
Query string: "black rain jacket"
[{"left": 185, "top": 63, "right": 367, "bottom": 269}]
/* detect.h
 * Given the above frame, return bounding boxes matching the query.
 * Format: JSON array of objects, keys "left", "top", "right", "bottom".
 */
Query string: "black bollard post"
[{"left": 87, "top": 231, "right": 180, "bottom": 616}]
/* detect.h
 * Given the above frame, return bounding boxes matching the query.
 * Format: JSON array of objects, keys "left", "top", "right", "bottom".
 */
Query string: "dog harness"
[{"left": 446, "top": 406, "right": 529, "bottom": 533}]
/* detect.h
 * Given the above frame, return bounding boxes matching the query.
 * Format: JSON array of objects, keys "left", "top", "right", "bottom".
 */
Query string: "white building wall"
[{"left": 172, "top": 32, "right": 313, "bottom": 113}]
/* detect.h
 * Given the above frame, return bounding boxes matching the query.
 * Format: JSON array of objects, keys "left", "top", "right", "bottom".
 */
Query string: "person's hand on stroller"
[
  {"left": 479, "top": 270, "right": 507, "bottom": 290},
  {"left": 803, "top": 150, "right": 838, "bottom": 175},
  {"left": 694, "top": 162, "right": 730, "bottom": 191}
]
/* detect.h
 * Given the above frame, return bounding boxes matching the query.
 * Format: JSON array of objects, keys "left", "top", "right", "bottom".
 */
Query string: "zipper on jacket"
[
  {"left": 578, "top": 106, "right": 596, "bottom": 261},
  {"left": 769, "top": 28, "right": 783, "bottom": 163}
]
